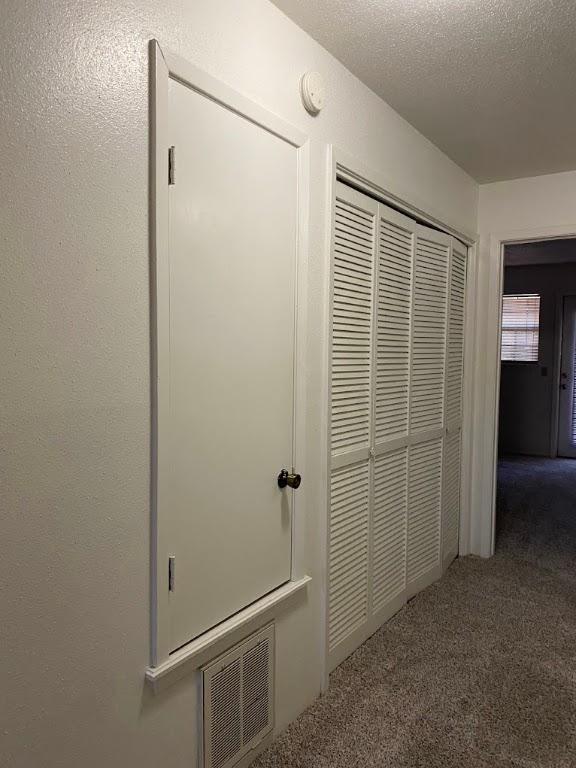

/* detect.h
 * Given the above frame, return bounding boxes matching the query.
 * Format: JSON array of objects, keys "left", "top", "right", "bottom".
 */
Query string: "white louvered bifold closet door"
[
  {"left": 371, "top": 206, "right": 415, "bottom": 618},
  {"left": 406, "top": 224, "right": 450, "bottom": 596},
  {"left": 328, "top": 182, "right": 467, "bottom": 671},
  {"left": 328, "top": 183, "right": 377, "bottom": 665},
  {"left": 442, "top": 241, "right": 467, "bottom": 564}
]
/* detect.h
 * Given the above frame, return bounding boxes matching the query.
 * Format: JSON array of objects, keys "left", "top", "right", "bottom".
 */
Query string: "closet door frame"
[
  {"left": 149, "top": 40, "right": 312, "bottom": 676},
  {"left": 322, "top": 147, "right": 478, "bottom": 684},
  {"left": 442, "top": 241, "right": 468, "bottom": 569}
]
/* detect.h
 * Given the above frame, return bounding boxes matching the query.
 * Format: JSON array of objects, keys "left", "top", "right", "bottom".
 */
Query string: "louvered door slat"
[
  {"left": 375, "top": 210, "right": 414, "bottom": 447},
  {"left": 446, "top": 243, "right": 467, "bottom": 429},
  {"left": 328, "top": 461, "right": 369, "bottom": 651},
  {"left": 407, "top": 437, "right": 443, "bottom": 586},
  {"left": 410, "top": 228, "right": 450, "bottom": 436},
  {"left": 372, "top": 448, "right": 408, "bottom": 612},
  {"left": 329, "top": 183, "right": 467, "bottom": 672},
  {"left": 442, "top": 429, "right": 461, "bottom": 561},
  {"left": 328, "top": 183, "right": 374, "bottom": 667},
  {"left": 331, "top": 184, "right": 376, "bottom": 458}
]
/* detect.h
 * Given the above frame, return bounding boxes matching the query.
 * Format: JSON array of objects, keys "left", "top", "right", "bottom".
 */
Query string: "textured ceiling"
[{"left": 271, "top": 0, "right": 576, "bottom": 182}]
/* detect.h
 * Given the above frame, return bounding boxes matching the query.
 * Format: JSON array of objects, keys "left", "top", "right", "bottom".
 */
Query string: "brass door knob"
[{"left": 278, "top": 469, "right": 302, "bottom": 489}]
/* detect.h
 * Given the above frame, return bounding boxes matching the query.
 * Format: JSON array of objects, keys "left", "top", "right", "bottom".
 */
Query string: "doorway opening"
[{"left": 495, "top": 238, "right": 576, "bottom": 567}]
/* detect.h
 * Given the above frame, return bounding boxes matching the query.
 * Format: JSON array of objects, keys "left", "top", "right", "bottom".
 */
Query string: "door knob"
[{"left": 278, "top": 469, "right": 302, "bottom": 489}]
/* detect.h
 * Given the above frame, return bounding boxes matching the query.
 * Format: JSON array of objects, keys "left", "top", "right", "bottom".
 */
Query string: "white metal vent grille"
[
  {"left": 375, "top": 217, "right": 413, "bottom": 444},
  {"left": 407, "top": 437, "right": 442, "bottom": 584},
  {"left": 372, "top": 448, "right": 408, "bottom": 612},
  {"left": 331, "top": 197, "right": 375, "bottom": 456},
  {"left": 202, "top": 625, "right": 274, "bottom": 768},
  {"left": 442, "top": 430, "right": 461, "bottom": 559},
  {"left": 209, "top": 659, "right": 242, "bottom": 768},
  {"left": 328, "top": 461, "right": 369, "bottom": 651},
  {"left": 410, "top": 235, "right": 449, "bottom": 435},
  {"left": 242, "top": 639, "right": 270, "bottom": 746},
  {"left": 446, "top": 245, "right": 466, "bottom": 428}
]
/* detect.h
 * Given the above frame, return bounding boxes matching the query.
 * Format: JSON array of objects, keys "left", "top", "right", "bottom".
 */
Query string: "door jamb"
[
  {"left": 149, "top": 40, "right": 311, "bottom": 669},
  {"left": 474, "top": 226, "right": 576, "bottom": 559}
]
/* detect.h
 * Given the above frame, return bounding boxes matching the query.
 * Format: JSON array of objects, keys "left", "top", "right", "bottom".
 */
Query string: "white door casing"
[
  {"left": 558, "top": 296, "right": 576, "bottom": 458},
  {"left": 150, "top": 42, "right": 310, "bottom": 666},
  {"left": 443, "top": 242, "right": 467, "bottom": 564},
  {"left": 476, "top": 229, "right": 576, "bottom": 561}
]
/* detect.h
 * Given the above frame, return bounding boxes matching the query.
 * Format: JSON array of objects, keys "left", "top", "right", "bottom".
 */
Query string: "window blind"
[{"left": 501, "top": 294, "right": 540, "bottom": 362}]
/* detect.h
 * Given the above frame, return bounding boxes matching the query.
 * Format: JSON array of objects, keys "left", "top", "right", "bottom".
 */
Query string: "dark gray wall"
[{"left": 499, "top": 258, "right": 576, "bottom": 456}]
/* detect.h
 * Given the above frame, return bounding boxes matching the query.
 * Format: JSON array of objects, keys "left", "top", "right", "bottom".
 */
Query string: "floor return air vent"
[{"left": 201, "top": 624, "right": 274, "bottom": 768}]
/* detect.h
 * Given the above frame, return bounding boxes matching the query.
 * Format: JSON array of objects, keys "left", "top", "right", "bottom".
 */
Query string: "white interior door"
[
  {"left": 558, "top": 296, "right": 576, "bottom": 459},
  {"left": 167, "top": 77, "right": 298, "bottom": 651}
]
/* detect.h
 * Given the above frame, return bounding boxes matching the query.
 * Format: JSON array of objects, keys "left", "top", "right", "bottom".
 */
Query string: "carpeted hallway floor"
[{"left": 254, "top": 455, "right": 576, "bottom": 767}]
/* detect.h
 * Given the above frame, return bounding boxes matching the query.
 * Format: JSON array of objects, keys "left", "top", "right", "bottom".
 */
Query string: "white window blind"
[{"left": 501, "top": 294, "right": 540, "bottom": 362}]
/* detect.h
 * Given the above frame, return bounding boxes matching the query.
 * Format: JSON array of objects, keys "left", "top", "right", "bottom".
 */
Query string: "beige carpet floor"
[{"left": 254, "top": 456, "right": 576, "bottom": 767}]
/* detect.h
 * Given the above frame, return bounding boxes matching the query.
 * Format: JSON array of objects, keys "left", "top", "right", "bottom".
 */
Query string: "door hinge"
[
  {"left": 168, "top": 555, "right": 176, "bottom": 591},
  {"left": 168, "top": 145, "right": 175, "bottom": 185}
]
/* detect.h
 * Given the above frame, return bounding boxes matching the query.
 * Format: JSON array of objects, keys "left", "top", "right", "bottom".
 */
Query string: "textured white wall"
[
  {"left": 479, "top": 171, "right": 576, "bottom": 234},
  {"left": 0, "top": 1, "right": 477, "bottom": 766}
]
